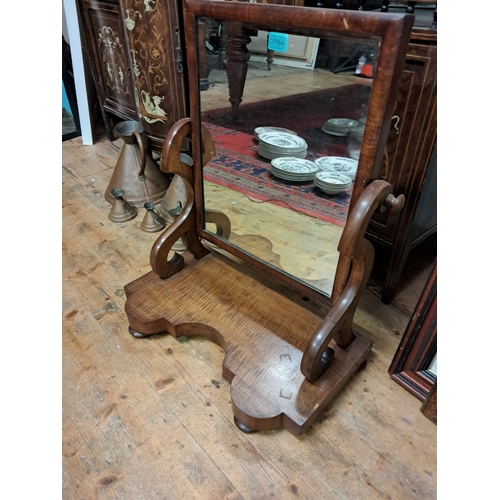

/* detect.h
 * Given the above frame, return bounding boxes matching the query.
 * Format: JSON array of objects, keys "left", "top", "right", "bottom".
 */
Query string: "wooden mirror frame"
[{"left": 183, "top": 0, "right": 413, "bottom": 305}]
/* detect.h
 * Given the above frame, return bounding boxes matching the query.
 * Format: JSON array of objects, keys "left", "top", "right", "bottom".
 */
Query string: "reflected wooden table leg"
[{"left": 225, "top": 21, "right": 256, "bottom": 120}]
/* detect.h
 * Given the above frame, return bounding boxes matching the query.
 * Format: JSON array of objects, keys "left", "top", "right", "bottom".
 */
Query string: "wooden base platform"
[{"left": 125, "top": 250, "right": 372, "bottom": 436}]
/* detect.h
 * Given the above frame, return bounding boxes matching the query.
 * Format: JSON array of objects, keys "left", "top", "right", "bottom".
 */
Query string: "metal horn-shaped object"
[
  {"left": 108, "top": 188, "right": 137, "bottom": 223},
  {"left": 140, "top": 202, "right": 166, "bottom": 233},
  {"left": 105, "top": 121, "right": 171, "bottom": 208}
]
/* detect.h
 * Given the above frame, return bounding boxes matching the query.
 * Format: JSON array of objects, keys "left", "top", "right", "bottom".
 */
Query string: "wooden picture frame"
[{"left": 388, "top": 260, "right": 437, "bottom": 401}]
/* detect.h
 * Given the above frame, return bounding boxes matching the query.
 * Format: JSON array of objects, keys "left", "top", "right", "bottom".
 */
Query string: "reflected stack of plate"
[
  {"left": 314, "top": 156, "right": 358, "bottom": 181},
  {"left": 314, "top": 172, "right": 352, "bottom": 195},
  {"left": 270, "top": 157, "right": 318, "bottom": 182},
  {"left": 254, "top": 126, "right": 297, "bottom": 140},
  {"left": 322, "top": 118, "right": 359, "bottom": 137},
  {"left": 258, "top": 131, "right": 308, "bottom": 160}
]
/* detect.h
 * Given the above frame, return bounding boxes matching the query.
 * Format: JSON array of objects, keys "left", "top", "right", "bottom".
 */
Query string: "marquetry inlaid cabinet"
[{"left": 77, "top": 0, "right": 189, "bottom": 150}]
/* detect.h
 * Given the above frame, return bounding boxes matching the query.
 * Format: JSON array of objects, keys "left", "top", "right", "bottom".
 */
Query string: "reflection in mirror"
[
  {"left": 198, "top": 18, "right": 379, "bottom": 296},
  {"left": 428, "top": 354, "right": 437, "bottom": 376}
]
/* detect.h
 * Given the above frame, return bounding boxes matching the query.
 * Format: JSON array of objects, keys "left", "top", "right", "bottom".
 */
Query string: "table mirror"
[
  {"left": 184, "top": 0, "right": 413, "bottom": 305},
  {"left": 124, "top": 0, "right": 413, "bottom": 435},
  {"left": 200, "top": 32, "right": 374, "bottom": 299}
]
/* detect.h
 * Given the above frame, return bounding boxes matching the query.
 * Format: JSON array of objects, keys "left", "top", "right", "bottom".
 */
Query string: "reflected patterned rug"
[{"left": 201, "top": 84, "right": 371, "bottom": 227}]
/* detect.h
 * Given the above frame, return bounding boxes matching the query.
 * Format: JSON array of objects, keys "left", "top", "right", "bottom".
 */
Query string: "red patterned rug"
[{"left": 201, "top": 84, "right": 371, "bottom": 227}]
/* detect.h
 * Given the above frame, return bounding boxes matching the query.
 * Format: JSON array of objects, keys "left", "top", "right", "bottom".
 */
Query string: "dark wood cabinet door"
[
  {"left": 368, "top": 30, "right": 437, "bottom": 245},
  {"left": 79, "top": 0, "right": 138, "bottom": 126},
  {"left": 366, "top": 29, "right": 437, "bottom": 303},
  {"left": 120, "top": 0, "right": 188, "bottom": 150}
]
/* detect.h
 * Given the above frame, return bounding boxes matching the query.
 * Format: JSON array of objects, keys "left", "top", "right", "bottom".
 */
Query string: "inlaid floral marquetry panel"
[
  {"left": 97, "top": 26, "right": 131, "bottom": 96},
  {"left": 85, "top": 4, "right": 138, "bottom": 120},
  {"left": 121, "top": 0, "right": 188, "bottom": 146}
]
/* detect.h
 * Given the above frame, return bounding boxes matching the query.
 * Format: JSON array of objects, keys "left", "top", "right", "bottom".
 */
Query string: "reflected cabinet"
[{"left": 123, "top": 1, "right": 413, "bottom": 435}]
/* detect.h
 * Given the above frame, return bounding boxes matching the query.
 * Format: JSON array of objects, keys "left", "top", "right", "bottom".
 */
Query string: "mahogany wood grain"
[
  {"left": 149, "top": 118, "right": 218, "bottom": 278},
  {"left": 125, "top": 250, "right": 372, "bottom": 435},
  {"left": 333, "top": 189, "right": 404, "bottom": 304},
  {"left": 122, "top": 2, "right": 415, "bottom": 433},
  {"left": 225, "top": 22, "right": 254, "bottom": 120},
  {"left": 149, "top": 119, "right": 209, "bottom": 278},
  {"left": 119, "top": 0, "right": 188, "bottom": 150},
  {"left": 204, "top": 208, "right": 232, "bottom": 239}
]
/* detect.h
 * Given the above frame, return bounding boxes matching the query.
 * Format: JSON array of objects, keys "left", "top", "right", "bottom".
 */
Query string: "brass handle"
[
  {"left": 392, "top": 115, "right": 400, "bottom": 134},
  {"left": 133, "top": 130, "right": 146, "bottom": 178},
  {"left": 168, "top": 201, "right": 183, "bottom": 218},
  {"left": 144, "top": 202, "right": 164, "bottom": 224}
]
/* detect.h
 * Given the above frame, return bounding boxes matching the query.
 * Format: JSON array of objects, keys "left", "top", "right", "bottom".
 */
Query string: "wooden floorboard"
[{"left": 62, "top": 64, "right": 436, "bottom": 499}]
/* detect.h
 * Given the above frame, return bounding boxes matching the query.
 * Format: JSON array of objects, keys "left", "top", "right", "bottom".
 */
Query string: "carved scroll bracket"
[
  {"left": 150, "top": 118, "right": 215, "bottom": 278},
  {"left": 301, "top": 180, "right": 405, "bottom": 381}
]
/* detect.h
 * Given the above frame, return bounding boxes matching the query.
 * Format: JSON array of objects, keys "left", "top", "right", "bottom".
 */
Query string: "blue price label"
[{"left": 267, "top": 32, "right": 288, "bottom": 52}]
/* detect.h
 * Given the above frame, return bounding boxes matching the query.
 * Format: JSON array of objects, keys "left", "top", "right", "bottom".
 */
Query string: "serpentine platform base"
[{"left": 124, "top": 251, "right": 372, "bottom": 436}]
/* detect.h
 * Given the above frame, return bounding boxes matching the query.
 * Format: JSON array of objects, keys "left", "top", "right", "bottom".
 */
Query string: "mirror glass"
[{"left": 198, "top": 18, "right": 380, "bottom": 296}]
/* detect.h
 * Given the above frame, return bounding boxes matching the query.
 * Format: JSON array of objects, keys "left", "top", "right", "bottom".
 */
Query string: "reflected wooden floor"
[
  {"left": 62, "top": 62, "right": 436, "bottom": 499},
  {"left": 204, "top": 180, "right": 342, "bottom": 294}
]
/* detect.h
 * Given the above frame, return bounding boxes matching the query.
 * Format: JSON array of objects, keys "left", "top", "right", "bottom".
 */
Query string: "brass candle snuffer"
[
  {"left": 108, "top": 188, "right": 137, "bottom": 223},
  {"left": 140, "top": 202, "right": 167, "bottom": 233}
]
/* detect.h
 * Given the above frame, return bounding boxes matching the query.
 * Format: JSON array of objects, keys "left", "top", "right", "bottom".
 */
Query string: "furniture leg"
[
  {"left": 266, "top": 49, "right": 274, "bottom": 71},
  {"left": 218, "top": 21, "right": 227, "bottom": 69},
  {"left": 104, "top": 112, "right": 116, "bottom": 141},
  {"left": 225, "top": 21, "right": 253, "bottom": 120}
]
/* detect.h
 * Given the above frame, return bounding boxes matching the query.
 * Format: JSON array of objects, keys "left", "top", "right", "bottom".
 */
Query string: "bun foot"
[
  {"left": 129, "top": 326, "right": 148, "bottom": 339},
  {"left": 234, "top": 417, "right": 257, "bottom": 434}
]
